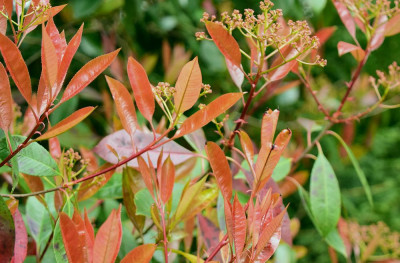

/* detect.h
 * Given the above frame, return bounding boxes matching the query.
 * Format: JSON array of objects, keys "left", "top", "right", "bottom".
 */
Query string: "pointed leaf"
[
  {"left": 46, "top": 16, "right": 67, "bottom": 61},
  {"left": 268, "top": 48, "right": 299, "bottom": 81},
  {"left": 370, "top": 15, "right": 387, "bottom": 51},
  {"left": 61, "top": 49, "right": 120, "bottom": 103},
  {"left": 137, "top": 155, "right": 155, "bottom": 199},
  {"left": 121, "top": 244, "right": 156, "bottom": 263},
  {"left": 174, "top": 57, "right": 202, "bottom": 114},
  {"left": 0, "top": 33, "right": 31, "bottom": 104},
  {"left": 261, "top": 109, "right": 279, "bottom": 147},
  {"left": 93, "top": 207, "right": 122, "bottom": 263},
  {"left": 0, "top": 196, "right": 14, "bottom": 263},
  {"left": 59, "top": 212, "right": 87, "bottom": 263},
  {"left": 205, "top": 21, "right": 241, "bottom": 68},
  {"left": 174, "top": 93, "right": 242, "bottom": 138},
  {"left": 385, "top": 12, "right": 400, "bottom": 36},
  {"left": 160, "top": 156, "right": 175, "bottom": 203},
  {"left": 42, "top": 24, "right": 59, "bottom": 91},
  {"left": 333, "top": 1, "right": 356, "bottom": 38},
  {"left": 206, "top": 142, "right": 232, "bottom": 201},
  {"left": 337, "top": 41, "right": 365, "bottom": 61},
  {"left": 106, "top": 76, "right": 137, "bottom": 141},
  {"left": 11, "top": 209, "right": 28, "bottom": 263},
  {"left": 127, "top": 56, "right": 155, "bottom": 122},
  {"left": 233, "top": 195, "right": 246, "bottom": 258},
  {"left": 310, "top": 150, "right": 341, "bottom": 236},
  {"left": 36, "top": 106, "right": 95, "bottom": 141},
  {"left": 0, "top": 62, "right": 12, "bottom": 131}
]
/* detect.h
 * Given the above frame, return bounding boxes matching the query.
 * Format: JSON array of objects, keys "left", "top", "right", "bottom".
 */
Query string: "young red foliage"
[
  {"left": 174, "top": 93, "right": 242, "bottom": 138},
  {"left": 239, "top": 130, "right": 254, "bottom": 164},
  {"left": 0, "top": 62, "right": 12, "bottom": 132},
  {"left": 59, "top": 212, "right": 87, "bottom": 263},
  {"left": 127, "top": 56, "right": 155, "bottom": 122},
  {"left": 41, "top": 23, "right": 59, "bottom": 91},
  {"left": 0, "top": 33, "right": 31, "bottom": 105},
  {"left": 106, "top": 75, "right": 138, "bottom": 143},
  {"left": 11, "top": 209, "right": 27, "bottom": 263},
  {"left": 174, "top": 57, "right": 202, "bottom": 114},
  {"left": 233, "top": 195, "right": 246, "bottom": 259},
  {"left": 160, "top": 156, "right": 175, "bottom": 204},
  {"left": 121, "top": 244, "right": 157, "bottom": 263},
  {"left": 206, "top": 142, "right": 232, "bottom": 201},
  {"left": 333, "top": 1, "right": 356, "bottom": 38},
  {"left": 337, "top": 41, "right": 365, "bottom": 61},
  {"left": 36, "top": 106, "right": 95, "bottom": 141},
  {"left": 93, "top": 207, "right": 122, "bottom": 263}
]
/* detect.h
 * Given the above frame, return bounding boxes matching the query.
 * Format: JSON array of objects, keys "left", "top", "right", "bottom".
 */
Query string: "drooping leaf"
[
  {"left": 42, "top": 23, "right": 59, "bottom": 91},
  {"left": 94, "top": 130, "right": 194, "bottom": 167},
  {"left": 0, "top": 62, "right": 12, "bottom": 132},
  {"left": 385, "top": 12, "right": 400, "bottom": 36},
  {"left": 328, "top": 131, "right": 372, "bottom": 205},
  {"left": 59, "top": 212, "right": 87, "bottom": 263},
  {"left": 206, "top": 142, "right": 232, "bottom": 201},
  {"left": 122, "top": 167, "right": 146, "bottom": 233},
  {"left": 337, "top": 41, "right": 365, "bottom": 61},
  {"left": 121, "top": 244, "right": 157, "bottom": 263},
  {"left": 127, "top": 56, "right": 155, "bottom": 122},
  {"left": 174, "top": 57, "right": 202, "bottom": 114},
  {"left": 174, "top": 93, "right": 242, "bottom": 138},
  {"left": 0, "top": 136, "right": 59, "bottom": 176},
  {"left": 233, "top": 195, "right": 246, "bottom": 258},
  {"left": 93, "top": 207, "right": 122, "bottom": 263},
  {"left": 60, "top": 49, "right": 120, "bottom": 104},
  {"left": 333, "top": 1, "right": 356, "bottom": 38},
  {"left": 310, "top": 150, "right": 341, "bottom": 237},
  {"left": 0, "top": 33, "right": 31, "bottom": 104},
  {"left": 36, "top": 106, "right": 95, "bottom": 141},
  {"left": 11, "top": 209, "right": 28, "bottom": 263},
  {"left": 106, "top": 76, "right": 137, "bottom": 141},
  {"left": 0, "top": 196, "right": 14, "bottom": 263},
  {"left": 160, "top": 156, "right": 175, "bottom": 204},
  {"left": 205, "top": 21, "right": 241, "bottom": 68}
]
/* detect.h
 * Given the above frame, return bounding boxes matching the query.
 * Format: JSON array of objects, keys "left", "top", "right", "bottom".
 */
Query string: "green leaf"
[
  {"left": 272, "top": 157, "right": 291, "bottom": 182},
  {"left": 134, "top": 188, "right": 155, "bottom": 217},
  {"left": 53, "top": 199, "right": 74, "bottom": 263},
  {"left": 0, "top": 136, "right": 59, "bottom": 177},
  {"left": 170, "top": 249, "right": 204, "bottom": 263},
  {"left": 26, "top": 196, "right": 53, "bottom": 254},
  {"left": 328, "top": 131, "right": 373, "bottom": 206},
  {"left": 94, "top": 172, "right": 122, "bottom": 199},
  {"left": 325, "top": 229, "right": 347, "bottom": 258},
  {"left": 310, "top": 150, "right": 341, "bottom": 237},
  {"left": 8, "top": 134, "right": 19, "bottom": 190}
]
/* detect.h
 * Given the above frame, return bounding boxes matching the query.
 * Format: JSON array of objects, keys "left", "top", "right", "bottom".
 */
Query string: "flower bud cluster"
[
  {"left": 154, "top": 82, "right": 176, "bottom": 98},
  {"left": 369, "top": 62, "right": 400, "bottom": 90}
]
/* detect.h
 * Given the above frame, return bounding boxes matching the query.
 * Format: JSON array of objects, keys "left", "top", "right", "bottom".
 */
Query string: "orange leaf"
[
  {"left": 77, "top": 165, "right": 115, "bottom": 202},
  {"left": 385, "top": 12, "right": 400, "bottom": 36},
  {"left": 337, "top": 41, "right": 365, "bottom": 61},
  {"left": 239, "top": 130, "right": 254, "bottom": 165},
  {"left": 93, "top": 207, "right": 122, "bottom": 263},
  {"left": 84, "top": 209, "right": 95, "bottom": 245},
  {"left": 174, "top": 57, "right": 202, "bottom": 114},
  {"left": 205, "top": 21, "right": 241, "bottom": 68},
  {"left": 0, "top": 33, "right": 31, "bottom": 104},
  {"left": 0, "top": 62, "right": 12, "bottom": 131},
  {"left": 268, "top": 48, "right": 299, "bottom": 81},
  {"left": 106, "top": 76, "right": 137, "bottom": 141},
  {"left": 224, "top": 199, "right": 234, "bottom": 247},
  {"left": 160, "top": 156, "right": 175, "bottom": 203},
  {"left": 127, "top": 57, "right": 155, "bottom": 122},
  {"left": 254, "top": 207, "right": 287, "bottom": 258},
  {"left": 59, "top": 212, "right": 87, "bottom": 263},
  {"left": 261, "top": 109, "right": 279, "bottom": 147},
  {"left": 72, "top": 210, "right": 92, "bottom": 262},
  {"left": 42, "top": 24, "right": 59, "bottom": 91},
  {"left": 138, "top": 155, "right": 155, "bottom": 199},
  {"left": 36, "top": 106, "right": 95, "bottom": 141},
  {"left": 60, "top": 49, "right": 120, "bottom": 104},
  {"left": 174, "top": 93, "right": 242, "bottom": 138},
  {"left": 233, "top": 195, "right": 246, "bottom": 258},
  {"left": 46, "top": 16, "right": 67, "bottom": 62},
  {"left": 206, "top": 142, "right": 232, "bottom": 201},
  {"left": 57, "top": 24, "right": 83, "bottom": 92},
  {"left": 121, "top": 244, "right": 157, "bottom": 263}
]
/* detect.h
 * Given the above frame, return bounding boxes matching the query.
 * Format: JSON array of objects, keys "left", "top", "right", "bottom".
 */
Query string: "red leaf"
[
  {"left": 59, "top": 212, "right": 87, "bottom": 263},
  {"left": 93, "top": 207, "right": 122, "bottom": 263},
  {"left": 370, "top": 15, "right": 387, "bottom": 51},
  {"left": 72, "top": 210, "right": 92, "bottom": 262},
  {"left": 224, "top": 199, "right": 234, "bottom": 247},
  {"left": 206, "top": 142, "right": 232, "bottom": 201},
  {"left": 46, "top": 16, "right": 67, "bottom": 62},
  {"left": 36, "top": 106, "right": 95, "bottom": 141},
  {"left": 174, "top": 93, "right": 242, "bottom": 138},
  {"left": 0, "top": 33, "right": 31, "bottom": 104},
  {"left": 268, "top": 48, "right": 299, "bottom": 81},
  {"left": 138, "top": 155, "right": 155, "bottom": 199},
  {"left": 60, "top": 49, "right": 120, "bottom": 104},
  {"left": 0, "top": 0, "right": 12, "bottom": 18},
  {"left": 11, "top": 210, "right": 27, "bottom": 263},
  {"left": 121, "top": 244, "right": 157, "bottom": 263},
  {"left": 160, "top": 156, "right": 175, "bottom": 203},
  {"left": 333, "top": 1, "right": 356, "bottom": 38},
  {"left": 233, "top": 195, "right": 246, "bottom": 258},
  {"left": 57, "top": 24, "right": 83, "bottom": 93},
  {"left": 106, "top": 76, "right": 138, "bottom": 141},
  {"left": 197, "top": 214, "right": 222, "bottom": 261},
  {"left": 206, "top": 21, "right": 241, "bottom": 68},
  {"left": 174, "top": 57, "right": 202, "bottom": 114},
  {"left": 226, "top": 58, "right": 244, "bottom": 88},
  {"left": 315, "top": 27, "right": 337, "bottom": 46},
  {"left": 0, "top": 15, "right": 6, "bottom": 35},
  {"left": 337, "top": 41, "right": 365, "bottom": 61},
  {"left": 239, "top": 131, "right": 254, "bottom": 164},
  {"left": 49, "top": 137, "right": 61, "bottom": 159},
  {"left": 77, "top": 165, "right": 115, "bottom": 202},
  {"left": 0, "top": 62, "right": 12, "bottom": 131},
  {"left": 127, "top": 56, "right": 155, "bottom": 122},
  {"left": 42, "top": 24, "right": 59, "bottom": 91},
  {"left": 261, "top": 109, "right": 279, "bottom": 147},
  {"left": 84, "top": 210, "right": 95, "bottom": 246},
  {"left": 385, "top": 12, "right": 400, "bottom": 36}
]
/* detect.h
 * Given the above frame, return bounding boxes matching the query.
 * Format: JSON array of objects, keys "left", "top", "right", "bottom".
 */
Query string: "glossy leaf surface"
[{"left": 60, "top": 212, "right": 87, "bottom": 263}]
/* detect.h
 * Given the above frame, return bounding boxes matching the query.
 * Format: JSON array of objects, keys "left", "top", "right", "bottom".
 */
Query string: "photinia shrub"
[{"left": 0, "top": 0, "right": 400, "bottom": 262}]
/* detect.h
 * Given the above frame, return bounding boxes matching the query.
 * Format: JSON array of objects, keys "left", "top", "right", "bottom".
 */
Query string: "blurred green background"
[{"left": 15, "top": 0, "right": 400, "bottom": 261}]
